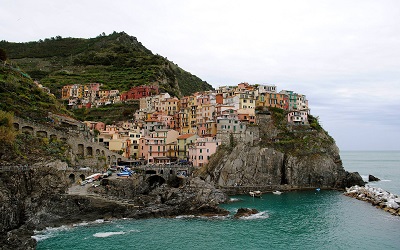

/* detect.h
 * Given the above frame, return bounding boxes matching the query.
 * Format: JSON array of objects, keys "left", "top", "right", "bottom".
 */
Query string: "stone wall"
[{"left": 13, "top": 117, "right": 127, "bottom": 168}]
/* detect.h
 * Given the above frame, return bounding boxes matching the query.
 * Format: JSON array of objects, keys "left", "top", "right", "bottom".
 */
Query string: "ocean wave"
[
  {"left": 33, "top": 225, "right": 72, "bottom": 241},
  {"left": 175, "top": 215, "right": 196, "bottom": 219},
  {"left": 32, "top": 234, "right": 53, "bottom": 242},
  {"left": 73, "top": 222, "right": 89, "bottom": 227},
  {"left": 93, "top": 231, "right": 126, "bottom": 238},
  {"left": 239, "top": 211, "right": 269, "bottom": 220},
  {"left": 381, "top": 179, "right": 392, "bottom": 182},
  {"left": 229, "top": 198, "right": 242, "bottom": 202},
  {"left": 175, "top": 214, "right": 230, "bottom": 220}
]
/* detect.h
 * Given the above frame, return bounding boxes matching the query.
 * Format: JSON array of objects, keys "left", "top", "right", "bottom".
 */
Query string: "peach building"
[{"left": 189, "top": 137, "right": 222, "bottom": 167}]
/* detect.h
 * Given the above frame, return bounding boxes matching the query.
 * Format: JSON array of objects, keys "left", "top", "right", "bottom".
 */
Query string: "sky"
[{"left": 1, "top": 0, "right": 400, "bottom": 151}]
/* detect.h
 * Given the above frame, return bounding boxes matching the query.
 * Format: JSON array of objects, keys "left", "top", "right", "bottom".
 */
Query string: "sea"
[{"left": 36, "top": 151, "right": 400, "bottom": 250}]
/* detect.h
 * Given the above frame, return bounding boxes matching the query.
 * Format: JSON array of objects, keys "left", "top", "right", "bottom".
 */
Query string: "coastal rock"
[
  {"left": 368, "top": 175, "right": 380, "bottom": 182},
  {"left": 201, "top": 113, "right": 364, "bottom": 193},
  {"left": 234, "top": 208, "right": 259, "bottom": 218},
  {"left": 3, "top": 228, "right": 36, "bottom": 250},
  {"left": 344, "top": 185, "right": 400, "bottom": 216},
  {"left": 202, "top": 142, "right": 363, "bottom": 193},
  {"left": 0, "top": 164, "right": 231, "bottom": 247}
]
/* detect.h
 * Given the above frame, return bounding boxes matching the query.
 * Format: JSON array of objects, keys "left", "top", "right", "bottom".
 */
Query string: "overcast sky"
[{"left": 1, "top": 0, "right": 400, "bottom": 151}]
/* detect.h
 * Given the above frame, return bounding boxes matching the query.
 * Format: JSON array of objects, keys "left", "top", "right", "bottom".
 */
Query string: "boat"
[
  {"left": 249, "top": 190, "right": 262, "bottom": 198},
  {"left": 117, "top": 171, "right": 132, "bottom": 177},
  {"left": 272, "top": 190, "right": 282, "bottom": 195}
]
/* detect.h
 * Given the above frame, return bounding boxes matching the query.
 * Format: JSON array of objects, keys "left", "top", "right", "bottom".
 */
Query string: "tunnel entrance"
[
  {"left": 68, "top": 173, "right": 75, "bottom": 184},
  {"left": 147, "top": 175, "right": 166, "bottom": 190}
]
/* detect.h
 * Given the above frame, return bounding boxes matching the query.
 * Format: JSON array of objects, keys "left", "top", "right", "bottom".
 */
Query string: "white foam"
[
  {"left": 93, "top": 231, "right": 125, "bottom": 238},
  {"left": 239, "top": 211, "right": 269, "bottom": 220},
  {"left": 73, "top": 222, "right": 89, "bottom": 227},
  {"left": 33, "top": 225, "right": 72, "bottom": 241},
  {"left": 229, "top": 198, "right": 241, "bottom": 202},
  {"left": 381, "top": 179, "right": 392, "bottom": 182},
  {"left": 175, "top": 215, "right": 195, "bottom": 219},
  {"left": 31, "top": 234, "right": 53, "bottom": 242}
]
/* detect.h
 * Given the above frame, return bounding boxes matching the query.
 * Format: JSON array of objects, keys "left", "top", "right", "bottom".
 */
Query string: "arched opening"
[
  {"left": 159, "top": 169, "right": 164, "bottom": 174},
  {"left": 111, "top": 155, "right": 116, "bottom": 165},
  {"left": 78, "top": 144, "right": 84, "bottom": 157},
  {"left": 13, "top": 123, "right": 19, "bottom": 131},
  {"left": 36, "top": 130, "right": 48, "bottom": 138},
  {"left": 96, "top": 149, "right": 100, "bottom": 156},
  {"left": 79, "top": 174, "right": 85, "bottom": 181},
  {"left": 21, "top": 126, "right": 34, "bottom": 135},
  {"left": 147, "top": 175, "right": 166, "bottom": 190},
  {"left": 86, "top": 146, "right": 93, "bottom": 157},
  {"left": 68, "top": 173, "right": 75, "bottom": 183}
]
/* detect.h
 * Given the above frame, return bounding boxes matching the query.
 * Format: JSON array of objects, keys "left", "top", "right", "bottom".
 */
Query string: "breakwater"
[{"left": 344, "top": 185, "right": 400, "bottom": 216}]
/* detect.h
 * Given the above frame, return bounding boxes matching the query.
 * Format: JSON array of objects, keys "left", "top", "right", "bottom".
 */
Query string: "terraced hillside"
[{"left": 0, "top": 32, "right": 213, "bottom": 98}]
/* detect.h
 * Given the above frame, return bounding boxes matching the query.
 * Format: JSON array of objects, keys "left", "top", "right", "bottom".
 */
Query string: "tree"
[{"left": 0, "top": 48, "right": 7, "bottom": 61}]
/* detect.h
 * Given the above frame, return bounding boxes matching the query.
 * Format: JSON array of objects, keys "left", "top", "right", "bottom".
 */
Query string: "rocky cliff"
[
  {"left": 0, "top": 166, "right": 227, "bottom": 250},
  {"left": 199, "top": 110, "right": 364, "bottom": 194}
]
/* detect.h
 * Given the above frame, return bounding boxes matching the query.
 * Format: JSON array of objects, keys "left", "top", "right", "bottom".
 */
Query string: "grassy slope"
[
  {"left": 0, "top": 63, "right": 70, "bottom": 122},
  {"left": 0, "top": 32, "right": 213, "bottom": 98}
]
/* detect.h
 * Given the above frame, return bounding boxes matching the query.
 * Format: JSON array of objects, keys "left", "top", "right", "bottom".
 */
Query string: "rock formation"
[
  {"left": 0, "top": 166, "right": 227, "bottom": 249},
  {"left": 199, "top": 111, "right": 364, "bottom": 194},
  {"left": 345, "top": 185, "right": 400, "bottom": 216},
  {"left": 368, "top": 174, "right": 381, "bottom": 182},
  {"left": 234, "top": 208, "right": 259, "bottom": 218}
]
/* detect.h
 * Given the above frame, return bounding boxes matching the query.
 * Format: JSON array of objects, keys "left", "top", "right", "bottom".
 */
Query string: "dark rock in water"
[
  {"left": 234, "top": 208, "right": 259, "bottom": 218},
  {"left": 343, "top": 171, "right": 365, "bottom": 188},
  {"left": 368, "top": 175, "right": 380, "bottom": 182}
]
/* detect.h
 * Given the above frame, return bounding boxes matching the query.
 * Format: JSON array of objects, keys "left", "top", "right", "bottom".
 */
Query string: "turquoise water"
[
  {"left": 341, "top": 151, "right": 400, "bottom": 194},
  {"left": 36, "top": 151, "right": 400, "bottom": 250}
]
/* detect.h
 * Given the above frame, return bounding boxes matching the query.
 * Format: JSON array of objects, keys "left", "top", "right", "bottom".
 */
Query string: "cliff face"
[
  {"left": 0, "top": 166, "right": 68, "bottom": 250},
  {"left": 0, "top": 166, "right": 227, "bottom": 249},
  {"left": 201, "top": 111, "right": 364, "bottom": 193}
]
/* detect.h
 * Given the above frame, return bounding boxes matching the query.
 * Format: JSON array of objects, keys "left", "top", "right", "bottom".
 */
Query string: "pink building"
[
  {"left": 139, "top": 129, "right": 179, "bottom": 163},
  {"left": 189, "top": 137, "right": 221, "bottom": 167}
]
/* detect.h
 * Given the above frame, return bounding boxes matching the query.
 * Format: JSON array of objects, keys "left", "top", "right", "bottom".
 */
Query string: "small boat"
[
  {"left": 272, "top": 190, "right": 282, "bottom": 195},
  {"left": 117, "top": 171, "right": 132, "bottom": 177},
  {"left": 249, "top": 190, "right": 262, "bottom": 198}
]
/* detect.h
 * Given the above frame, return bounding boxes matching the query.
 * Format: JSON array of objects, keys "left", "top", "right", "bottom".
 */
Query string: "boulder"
[
  {"left": 368, "top": 175, "right": 380, "bottom": 182},
  {"left": 234, "top": 208, "right": 259, "bottom": 218}
]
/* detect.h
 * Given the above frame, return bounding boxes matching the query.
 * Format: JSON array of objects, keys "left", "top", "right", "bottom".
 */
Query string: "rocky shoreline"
[
  {"left": 0, "top": 167, "right": 228, "bottom": 250},
  {"left": 0, "top": 161, "right": 365, "bottom": 250},
  {"left": 344, "top": 185, "right": 400, "bottom": 216}
]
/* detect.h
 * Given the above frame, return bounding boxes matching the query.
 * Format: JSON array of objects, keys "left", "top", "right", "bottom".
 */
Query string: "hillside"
[
  {"left": 0, "top": 63, "right": 70, "bottom": 122},
  {"left": 0, "top": 32, "right": 213, "bottom": 98}
]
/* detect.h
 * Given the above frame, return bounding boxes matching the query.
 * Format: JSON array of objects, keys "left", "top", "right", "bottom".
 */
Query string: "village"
[{"left": 61, "top": 82, "right": 310, "bottom": 167}]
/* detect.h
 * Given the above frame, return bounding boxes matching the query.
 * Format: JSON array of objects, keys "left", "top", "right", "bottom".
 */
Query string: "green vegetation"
[
  {"left": 0, "top": 32, "right": 213, "bottom": 98},
  {"left": 0, "top": 111, "right": 17, "bottom": 144},
  {"left": 261, "top": 107, "right": 335, "bottom": 156},
  {"left": 72, "top": 102, "right": 139, "bottom": 124},
  {"left": 0, "top": 63, "right": 70, "bottom": 123}
]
